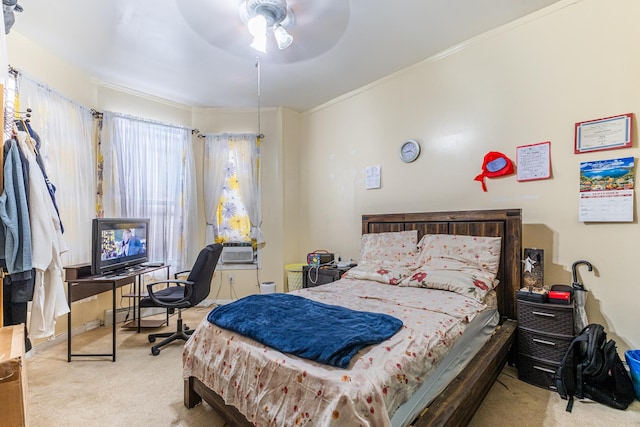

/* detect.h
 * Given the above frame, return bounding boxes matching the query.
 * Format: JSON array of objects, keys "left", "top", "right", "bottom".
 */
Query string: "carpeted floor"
[{"left": 25, "top": 308, "right": 640, "bottom": 426}]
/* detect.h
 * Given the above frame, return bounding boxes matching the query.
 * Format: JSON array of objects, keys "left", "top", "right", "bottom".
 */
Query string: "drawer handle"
[
  {"left": 531, "top": 311, "right": 555, "bottom": 318},
  {"left": 532, "top": 338, "right": 556, "bottom": 346},
  {"left": 533, "top": 365, "right": 556, "bottom": 374}
]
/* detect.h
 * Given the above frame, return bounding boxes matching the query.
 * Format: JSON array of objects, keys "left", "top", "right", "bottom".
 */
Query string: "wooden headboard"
[{"left": 362, "top": 208, "right": 522, "bottom": 320}]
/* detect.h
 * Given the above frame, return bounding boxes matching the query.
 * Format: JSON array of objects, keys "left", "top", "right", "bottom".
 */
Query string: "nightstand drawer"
[
  {"left": 518, "top": 354, "right": 558, "bottom": 390},
  {"left": 302, "top": 266, "right": 350, "bottom": 288},
  {"left": 517, "top": 300, "right": 574, "bottom": 336},
  {"left": 518, "top": 328, "right": 573, "bottom": 364}
]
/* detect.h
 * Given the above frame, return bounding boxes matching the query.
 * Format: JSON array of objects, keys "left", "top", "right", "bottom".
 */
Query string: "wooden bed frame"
[{"left": 184, "top": 208, "right": 522, "bottom": 427}]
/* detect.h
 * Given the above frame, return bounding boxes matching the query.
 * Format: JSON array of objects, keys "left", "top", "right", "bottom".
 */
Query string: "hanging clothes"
[
  {"left": 15, "top": 129, "right": 69, "bottom": 339},
  {"left": 0, "top": 135, "right": 33, "bottom": 278},
  {"left": 15, "top": 119, "right": 64, "bottom": 233},
  {"left": 0, "top": 132, "right": 35, "bottom": 349}
]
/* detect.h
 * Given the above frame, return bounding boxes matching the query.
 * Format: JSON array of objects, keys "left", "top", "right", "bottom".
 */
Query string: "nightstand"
[
  {"left": 517, "top": 299, "right": 574, "bottom": 390},
  {"left": 302, "top": 266, "right": 350, "bottom": 288}
]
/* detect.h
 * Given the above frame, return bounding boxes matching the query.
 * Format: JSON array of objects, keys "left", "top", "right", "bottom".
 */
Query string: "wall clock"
[{"left": 399, "top": 139, "right": 421, "bottom": 163}]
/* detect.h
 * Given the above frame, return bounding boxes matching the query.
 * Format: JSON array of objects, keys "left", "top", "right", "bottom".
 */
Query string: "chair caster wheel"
[
  {"left": 149, "top": 336, "right": 156, "bottom": 343},
  {"left": 185, "top": 326, "right": 190, "bottom": 331},
  {"left": 151, "top": 347, "right": 160, "bottom": 356}
]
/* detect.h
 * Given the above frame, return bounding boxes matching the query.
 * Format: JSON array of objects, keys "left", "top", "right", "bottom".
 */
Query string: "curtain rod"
[
  {"left": 195, "top": 132, "right": 265, "bottom": 141},
  {"left": 10, "top": 67, "right": 263, "bottom": 139}
]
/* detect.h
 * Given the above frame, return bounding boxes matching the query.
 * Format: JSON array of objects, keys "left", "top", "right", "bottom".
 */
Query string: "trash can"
[
  {"left": 260, "top": 282, "right": 276, "bottom": 294},
  {"left": 624, "top": 349, "right": 640, "bottom": 401},
  {"left": 285, "top": 263, "right": 306, "bottom": 291}
]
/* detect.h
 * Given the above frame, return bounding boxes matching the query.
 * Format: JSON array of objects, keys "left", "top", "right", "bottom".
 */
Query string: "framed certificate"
[
  {"left": 574, "top": 113, "right": 633, "bottom": 154},
  {"left": 516, "top": 141, "right": 551, "bottom": 181}
]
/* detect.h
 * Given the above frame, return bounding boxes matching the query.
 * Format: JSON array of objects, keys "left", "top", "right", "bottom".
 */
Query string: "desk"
[{"left": 64, "top": 263, "right": 170, "bottom": 362}]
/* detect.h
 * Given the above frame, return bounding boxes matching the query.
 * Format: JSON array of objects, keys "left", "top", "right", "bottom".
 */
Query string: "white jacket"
[{"left": 17, "top": 131, "right": 69, "bottom": 339}]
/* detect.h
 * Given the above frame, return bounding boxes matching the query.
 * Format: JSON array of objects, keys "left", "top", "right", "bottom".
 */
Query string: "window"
[
  {"left": 99, "top": 112, "right": 197, "bottom": 271},
  {"left": 204, "top": 133, "right": 263, "bottom": 266},
  {"left": 215, "top": 150, "right": 252, "bottom": 243}
]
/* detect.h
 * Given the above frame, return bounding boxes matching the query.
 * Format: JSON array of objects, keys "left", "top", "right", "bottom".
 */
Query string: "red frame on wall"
[{"left": 574, "top": 113, "right": 633, "bottom": 154}]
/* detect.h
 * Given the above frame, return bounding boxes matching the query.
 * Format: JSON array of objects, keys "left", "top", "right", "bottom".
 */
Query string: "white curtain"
[
  {"left": 100, "top": 112, "right": 197, "bottom": 271},
  {"left": 203, "top": 133, "right": 263, "bottom": 244},
  {"left": 17, "top": 73, "right": 96, "bottom": 266},
  {"left": 231, "top": 135, "right": 263, "bottom": 243},
  {"left": 203, "top": 134, "right": 232, "bottom": 244}
]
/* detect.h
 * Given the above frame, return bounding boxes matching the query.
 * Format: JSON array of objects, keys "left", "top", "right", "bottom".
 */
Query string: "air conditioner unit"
[{"left": 220, "top": 245, "right": 254, "bottom": 264}]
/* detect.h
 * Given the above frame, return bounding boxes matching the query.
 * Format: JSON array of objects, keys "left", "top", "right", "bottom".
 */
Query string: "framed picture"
[
  {"left": 522, "top": 248, "right": 544, "bottom": 289},
  {"left": 574, "top": 113, "right": 633, "bottom": 154},
  {"left": 516, "top": 141, "right": 551, "bottom": 182}
]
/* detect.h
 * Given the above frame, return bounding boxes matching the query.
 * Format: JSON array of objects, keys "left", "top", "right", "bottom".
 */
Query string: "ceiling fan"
[{"left": 176, "top": 0, "right": 350, "bottom": 63}]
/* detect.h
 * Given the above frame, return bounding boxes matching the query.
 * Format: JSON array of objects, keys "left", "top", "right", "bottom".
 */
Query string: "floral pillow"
[
  {"left": 412, "top": 234, "right": 502, "bottom": 278},
  {"left": 359, "top": 230, "right": 418, "bottom": 269},
  {"left": 343, "top": 265, "right": 410, "bottom": 285},
  {"left": 399, "top": 268, "right": 497, "bottom": 302}
]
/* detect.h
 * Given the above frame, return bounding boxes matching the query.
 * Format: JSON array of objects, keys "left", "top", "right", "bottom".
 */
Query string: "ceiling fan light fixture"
[
  {"left": 273, "top": 25, "right": 293, "bottom": 50},
  {"left": 248, "top": 14, "right": 267, "bottom": 37},
  {"left": 242, "top": 0, "right": 294, "bottom": 52},
  {"left": 248, "top": 14, "right": 268, "bottom": 53},
  {"left": 250, "top": 35, "right": 267, "bottom": 54}
]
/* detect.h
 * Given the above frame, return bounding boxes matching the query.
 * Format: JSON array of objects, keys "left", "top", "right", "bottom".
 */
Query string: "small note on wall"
[
  {"left": 516, "top": 141, "right": 551, "bottom": 182},
  {"left": 366, "top": 165, "right": 381, "bottom": 189},
  {"left": 523, "top": 248, "right": 544, "bottom": 289}
]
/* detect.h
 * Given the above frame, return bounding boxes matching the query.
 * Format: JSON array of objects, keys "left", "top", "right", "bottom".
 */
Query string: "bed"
[{"left": 183, "top": 208, "right": 521, "bottom": 426}]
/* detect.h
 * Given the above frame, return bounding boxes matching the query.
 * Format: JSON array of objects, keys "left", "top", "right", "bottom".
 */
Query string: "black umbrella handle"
[{"left": 571, "top": 260, "right": 593, "bottom": 289}]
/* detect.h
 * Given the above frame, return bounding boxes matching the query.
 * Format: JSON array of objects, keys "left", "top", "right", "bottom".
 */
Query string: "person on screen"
[{"left": 122, "top": 229, "right": 143, "bottom": 256}]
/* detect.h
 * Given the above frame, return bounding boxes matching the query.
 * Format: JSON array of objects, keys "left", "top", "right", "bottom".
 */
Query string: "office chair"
[{"left": 139, "top": 243, "right": 223, "bottom": 356}]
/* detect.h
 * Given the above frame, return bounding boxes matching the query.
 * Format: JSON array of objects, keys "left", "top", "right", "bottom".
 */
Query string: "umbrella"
[{"left": 572, "top": 260, "right": 593, "bottom": 333}]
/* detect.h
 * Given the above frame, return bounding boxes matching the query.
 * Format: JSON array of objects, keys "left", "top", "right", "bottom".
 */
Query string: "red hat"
[{"left": 474, "top": 151, "right": 514, "bottom": 192}]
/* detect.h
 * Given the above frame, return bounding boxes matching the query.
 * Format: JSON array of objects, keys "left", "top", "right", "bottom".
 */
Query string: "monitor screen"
[{"left": 91, "top": 218, "right": 149, "bottom": 275}]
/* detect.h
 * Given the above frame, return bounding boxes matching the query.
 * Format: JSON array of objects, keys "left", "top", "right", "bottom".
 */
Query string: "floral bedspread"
[{"left": 182, "top": 279, "right": 490, "bottom": 427}]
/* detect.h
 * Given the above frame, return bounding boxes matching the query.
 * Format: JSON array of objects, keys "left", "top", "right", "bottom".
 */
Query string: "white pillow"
[
  {"left": 359, "top": 230, "right": 418, "bottom": 269},
  {"left": 412, "top": 234, "right": 502, "bottom": 278},
  {"left": 343, "top": 265, "right": 410, "bottom": 285},
  {"left": 399, "top": 268, "right": 498, "bottom": 303}
]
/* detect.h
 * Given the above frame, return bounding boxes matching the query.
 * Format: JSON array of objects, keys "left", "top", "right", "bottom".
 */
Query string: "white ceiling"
[{"left": 11, "top": 0, "right": 562, "bottom": 112}]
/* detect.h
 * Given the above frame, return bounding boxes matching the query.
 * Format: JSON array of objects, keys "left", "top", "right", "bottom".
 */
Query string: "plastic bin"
[
  {"left": 260, "top": 282, "right": 276, "bottom": 294},
  {"left": 625, "top": 349, "right": 640, "bottom": 401},
  {"left": 285, "top": 263, "right": 306, "bottom": 291}
]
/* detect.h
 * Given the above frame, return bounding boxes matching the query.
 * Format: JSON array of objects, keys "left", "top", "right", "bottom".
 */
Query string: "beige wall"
[
  {"left": 7, "top": 0, "right": 640, "bottom": 353},
  {"left": 297, "top": 0, "right": 640, "bottom": 352}
]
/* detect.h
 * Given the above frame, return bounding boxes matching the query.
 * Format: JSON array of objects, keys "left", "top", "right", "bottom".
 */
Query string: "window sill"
[{"left": 216, "top": 263, "right": 260, "bottom": 271}]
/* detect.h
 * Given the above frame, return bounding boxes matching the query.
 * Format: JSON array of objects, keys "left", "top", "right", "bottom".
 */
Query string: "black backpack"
[{"left": 555, "top": 323, "right": 635, "bottom": 412}]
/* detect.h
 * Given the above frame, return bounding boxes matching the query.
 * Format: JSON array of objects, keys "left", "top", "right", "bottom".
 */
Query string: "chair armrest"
[
  {"left": 146, "top": 279, "right": 194, "bottom": 308},
  {"left": 174, "top": 270, "right": 191, "bottom": 279}
]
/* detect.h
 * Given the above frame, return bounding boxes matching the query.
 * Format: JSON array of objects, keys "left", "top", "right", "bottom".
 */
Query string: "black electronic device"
[
  {"left": 91, "top": 218, "right": 150, "bottom": 276},
  {"left": 516, "top": 287, "right": 548, "bottom": 303}
]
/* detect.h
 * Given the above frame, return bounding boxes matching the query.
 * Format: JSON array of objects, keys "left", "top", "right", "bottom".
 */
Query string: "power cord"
[
  {"left": 308, "top": 264, "right": 319, "bottom": 285},
  {"left": 307, "top": 261, "right": 336, "bottom": 285}
]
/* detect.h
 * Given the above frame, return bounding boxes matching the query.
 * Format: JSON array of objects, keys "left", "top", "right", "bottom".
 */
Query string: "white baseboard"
[
  {"left": 104, "top": 307, "right": 165, "bottom": 326},
  {"left": 198, "top": 299, "right": 217, "bottom": 308},
  {"left": 26, "top": 319, "right": 101, "bottom": 357},
  {"left": 200, "top": 299, "right": 232, "bottom": 306}
]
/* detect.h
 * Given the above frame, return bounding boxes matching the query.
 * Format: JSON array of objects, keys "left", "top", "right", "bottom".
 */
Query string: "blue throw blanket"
[{"left": 207, "top": 293, "right": 403, "bottom": 368}]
